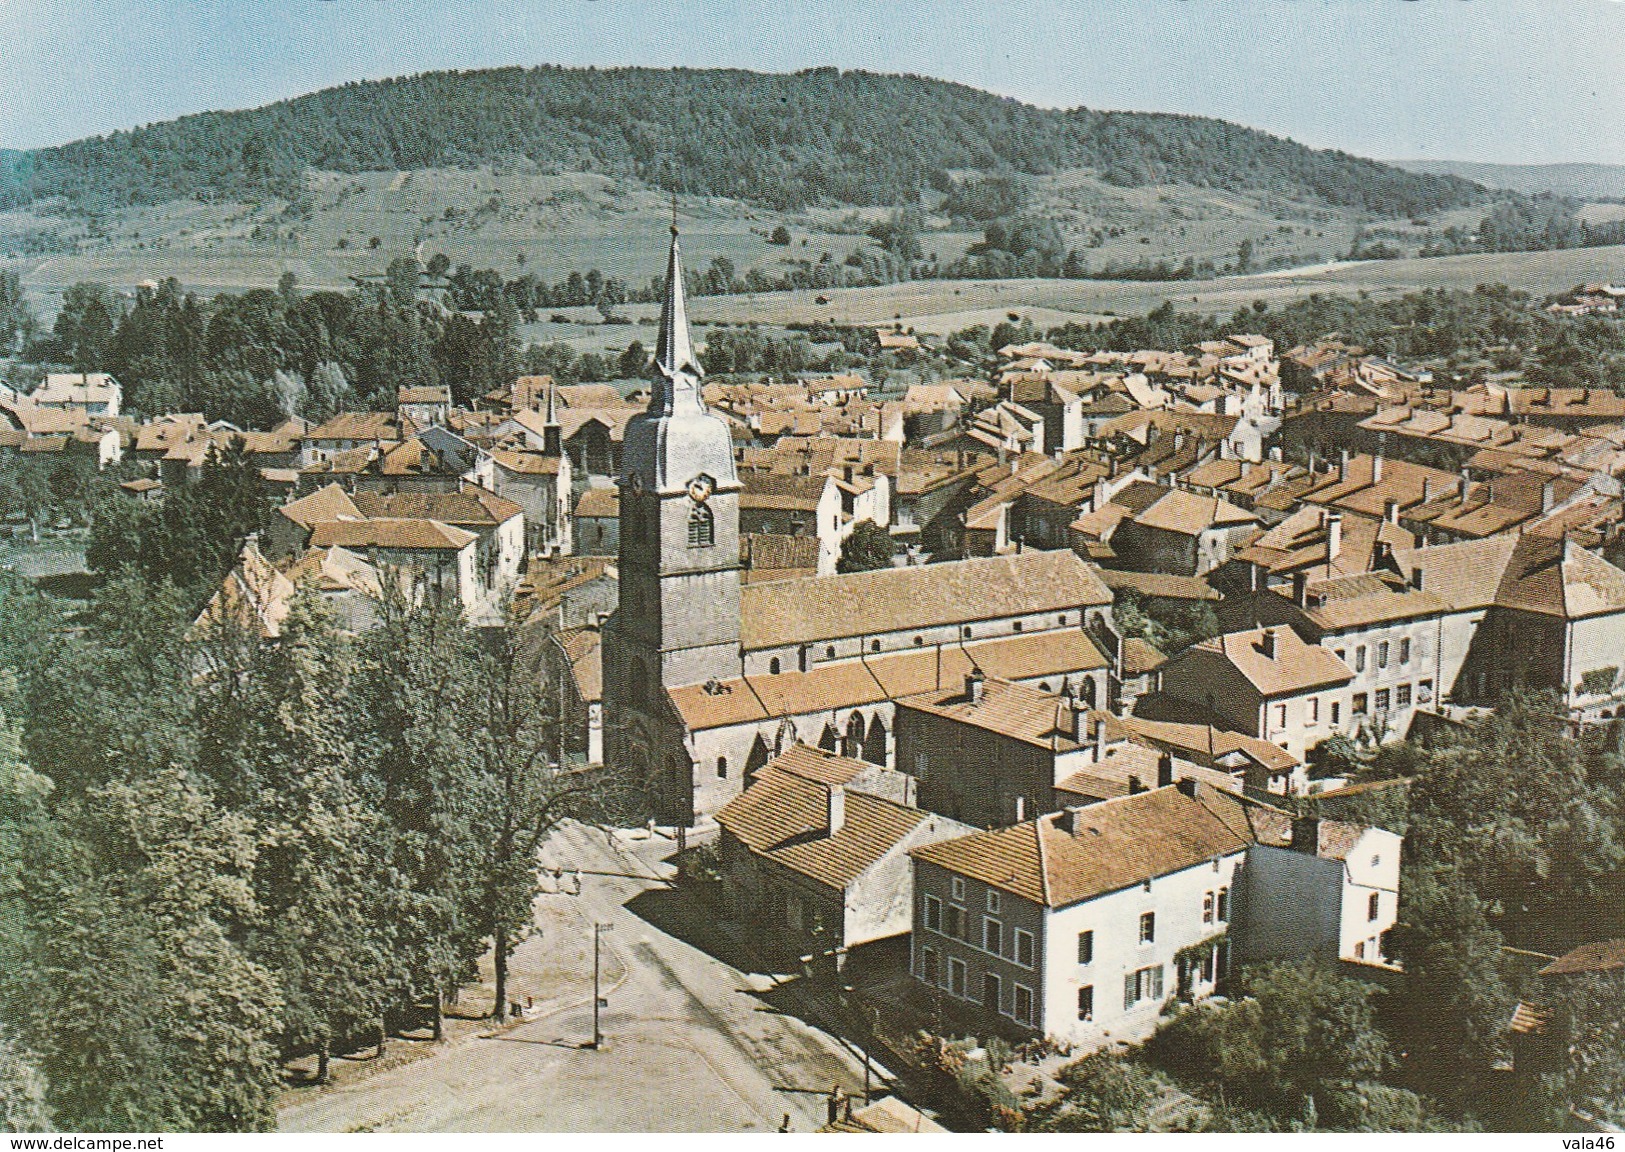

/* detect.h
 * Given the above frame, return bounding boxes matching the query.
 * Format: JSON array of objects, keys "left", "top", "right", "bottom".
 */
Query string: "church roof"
[
  {"left": 667, "top": 627, "right": 1108, "bottom": 732},
  {"left": 738, "top": 550, "right": 1112, "bottom": 649}
]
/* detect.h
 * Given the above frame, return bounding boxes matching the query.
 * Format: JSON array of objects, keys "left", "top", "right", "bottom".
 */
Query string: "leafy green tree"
[
  {"left": 617, "top": 340, "right": 648, "bottom": 379},
  {"left": 1150, "top": 960, "right": 1388, "bottom": 1121},
  {"left": 1547, "top": 972, "right": 1625, "bottom": 1126},
  {"left": 1029, "top": 1051, "right": 1167, "bottom": 1132},
  {"left": 836, "top": 519, "right": 894, "bottom": 573},
  {"left": 0, "top": 272, "right": 33, "bottom": 355},
  {"left": 768, "top": 225, "right": 791, "bottom": 246}
]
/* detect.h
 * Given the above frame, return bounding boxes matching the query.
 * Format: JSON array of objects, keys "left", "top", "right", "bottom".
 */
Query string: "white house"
[
  {"left": 908, "top": 781, "right": 1403, "bottom": 1053},
  {"left": 33, "top": 372, "right": 122, "bottom": 417}
]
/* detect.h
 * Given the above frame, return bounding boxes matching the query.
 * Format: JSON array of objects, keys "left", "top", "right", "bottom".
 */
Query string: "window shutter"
[
  {"left": 1124, "top": 973, "right": 1137, "bottom": 1009},
  {"left": 1151, "top": 965, "right": 1164, "bottom": 999}
]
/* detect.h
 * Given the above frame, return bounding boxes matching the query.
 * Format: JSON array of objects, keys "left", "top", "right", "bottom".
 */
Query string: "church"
[{"left": 602, "top": 228, "right": 1119, "bottom": 825}]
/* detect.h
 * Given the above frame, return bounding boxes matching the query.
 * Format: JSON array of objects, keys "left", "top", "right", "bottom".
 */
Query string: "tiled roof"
[
  {"left": 897, "top": 678, "right": 1082, "bottom": 750},
  {"left": 739, "top": 550, "right": 1111, "bottom": 649},
  {"left": 1120, "top": 637, "right": 1167, "bottom": 675},
  {"left": 1185, "top": 626, "right": 1354, "bottom": 697},
  {"left": 911, "top": 786, "right": 1252, "bottom": 908},
  {"left": 1132, "top": 488, "right": 1256, "bottom": 536},
  {"left": 351, "top": 486, "right": 523, "bottom": 527},
  {"left": 667, "top": 628, "right": 1108, "bottom": 732},
  {"left": 574, "top": 488, "right": 619, "bottom": 518},
  {"left": 553, "top": 624, "right": 603, "bottom": 702},
  {"left": 1539, "top": 939, "right": 1625, "bottom": 976},
  {"left": 716, "top": 745, "right": 929, "bottom": 891},
  {"left": 1092, "top": 567, "right": 1221, "bottom": 602},
  {"left": 1116, "top": 714, "right": 1299, "bottom": 774},
  {"left": 304, "top": 411, "right": 414, "bottom": 442},
  {"left": 278, "top": 483, "right": 364, "bottom": 529},
  {"left": 308, "top": 518, "right": 477, "bottom": 551}
]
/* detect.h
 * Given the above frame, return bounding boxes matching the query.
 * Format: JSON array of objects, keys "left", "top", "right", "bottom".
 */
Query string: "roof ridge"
[{"left": 1032, "top": 817, "right": 1052, "bottom": 906}]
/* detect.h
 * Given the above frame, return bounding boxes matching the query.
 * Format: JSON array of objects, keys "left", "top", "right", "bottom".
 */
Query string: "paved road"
[{"left": 279, "top": 821, "right": 869, "bottom": 1133}]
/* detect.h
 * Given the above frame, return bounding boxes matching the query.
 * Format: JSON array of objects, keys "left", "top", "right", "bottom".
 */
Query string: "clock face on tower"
[{"left": 687, "top": 473, "right": 714, "bottom": 503}]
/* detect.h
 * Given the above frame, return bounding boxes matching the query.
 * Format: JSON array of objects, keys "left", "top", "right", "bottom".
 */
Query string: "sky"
[{"left": 3, "top": 0, "right": 1625, "bottom": 165}]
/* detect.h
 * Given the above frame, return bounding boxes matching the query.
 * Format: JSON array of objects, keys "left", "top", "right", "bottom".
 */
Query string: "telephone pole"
[{"left": 589, "top": 922, "right": 613, "bottom": 1049}]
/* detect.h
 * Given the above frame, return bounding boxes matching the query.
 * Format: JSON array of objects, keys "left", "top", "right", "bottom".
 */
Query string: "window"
[
  {"left": 985, "top": 890, "right": 1001, "bottom": 914},
  {"left": 1274, "top": 703, "right": 1287, "bottom": 728},
  {"left": 1013, "top": 984, "right": 1035, "bottom": 1025},
  {"left": 687, "top": 503, "right": 715, "bottom": 548},
  {"left": 913, "top": 635, "right": 923, "bottom": 646},
  {"left": 1335, "top": 649, "right": 1346, "bottom": 664},
  {"left": 1396, "top": 683, "right": 1412, "bottom": 708},
  {"left": 983, "top": 917, "right": 1003, "bottom": 956},
  {"left": 1399, "top": 637, "right": 1411, "bottom": 664},
  {"left": 962, "top": 625, "right": 973, "bottom": 638},
  {"left": 715, "top": 757, "right": 728, "bottom": 779},
  {"left": 825, "top": 646, "right": 836, "bottom": 659},
  {"left": 1013, "top": 928, "right": 1035, "bottom": 968},
  {"left": 1352, "top": 692, "right": 1368, "bottom": 715},
  {"left": 920, "top": 947, "right": 938, "bottom": 985},
  {"left": 1139, "top": 912, "right": 1156, "bottom": 944},
  {"left": 949, "top": 958, "right": 967, "bottom": 998},
  {"left": 1355, "top": 939, "right": 1366, "bottom": 960},
  {"left": 1308, "top": 697, "right": 1319, "bottom": 725},
  {"left": 951, "top": 876, "right": 966, "bottom": 902},
  {"left": 1077, "top": 985, "right": 1094, "bottom": 1022},
  {"left": 1368, "top": 892, "right": 1381, "bottom": 921},
  {"left": 1058, "top": 614, "right": 1069, "bottom": 626},
  {"left": 1216, "top": 888, "right": 1230, "bottom": 922},
  {"left": 1377, "top": 640, "right": 1390, "bottom": 669},
  {"left": 945, "top": 904, "right": 965, "bottom": 940},
  {"left": 1355, "top": 646, "right": 1367, "bottom": 673},
  {"left": 870, "top": 639, "right": 880, "bottom": 652},
  {"left": 1013, "top": 620, "right": 1023, "bottom": 633},
  {"left": 1375, "top": 687, "right": 1391, "bottom": 712},
  {"left": 914, "top": 751, "right": 929, "bottom": 778},
  {"left": 923, "top": 895, "right": 942, "bottom": 932},
  {"left": 1331, "top": 701, "right": 1341, "bottom": 725},
  {"left": 1203, "top": 892, "right": 1215, "bottom": 924},
  {"left": 1077, "top": 930, "right": 1094, "bottom": 965},
  {"left": 768, "top": 657, "right": 780, "bottom": 675},
  {"left": 1124, "top": 964, "right": 1164, "bottom": 1008},
  {"left": 1418, "top": 679, "right": 1434, "bottom": 704},
  {"left": 983, "top": 972, "right": 1002, "bottom": 1012}
]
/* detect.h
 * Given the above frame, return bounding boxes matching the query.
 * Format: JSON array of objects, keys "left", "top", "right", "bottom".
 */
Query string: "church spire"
[
  {"left": 653, "top": 224, "right": 702, "bottom": 396},
  {"left": 542, "top": 377, "right": 562, "bottom": 457}
]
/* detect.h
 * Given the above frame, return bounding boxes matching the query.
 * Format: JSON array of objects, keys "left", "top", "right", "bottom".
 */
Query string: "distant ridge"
[
  {"left": 0, "top": 65, "right": 1481, "bottom": 217},
  {"left": 1391, "top": 159, "right": 1625, "bottom": 200}
]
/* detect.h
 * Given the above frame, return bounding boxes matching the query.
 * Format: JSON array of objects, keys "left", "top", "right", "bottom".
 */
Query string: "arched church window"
[
  {"left": 688, "top": 503, "right": 715, "bottom": 548},
  {"left": 716, "top": 757, "right": 728, "bottom": 779}
]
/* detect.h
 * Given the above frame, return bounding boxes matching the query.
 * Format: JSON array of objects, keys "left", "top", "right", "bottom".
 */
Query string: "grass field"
[{"left": 6, "top": 162, "right": 1623, "bottom": 335}]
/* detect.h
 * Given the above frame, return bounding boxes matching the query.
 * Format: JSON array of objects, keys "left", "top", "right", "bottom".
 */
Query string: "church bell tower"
[{"left": 602, "top": 225, "right": 742, "bottom": 820}]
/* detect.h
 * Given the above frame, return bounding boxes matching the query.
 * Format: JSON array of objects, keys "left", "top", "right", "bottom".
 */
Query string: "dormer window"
[{"left": 688, "top": 503, "right": 715, "bottom": 548}]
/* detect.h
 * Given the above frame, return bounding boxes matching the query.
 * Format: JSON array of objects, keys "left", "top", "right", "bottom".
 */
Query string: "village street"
[{"left": 277, "top": 821, "right": 873, "bottom": 1133}]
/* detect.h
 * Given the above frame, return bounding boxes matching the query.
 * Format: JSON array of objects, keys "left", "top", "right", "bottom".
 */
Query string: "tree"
[
  {"left": 386, "top": 256, "right": 421, "bottom": 307},
  {"left": 836, "top": 519, "right": 894, "bottom": 573},
  {"left": 617, "top": 340, "right": 648, "bottom": 379},
  {"left": 0, "top": 272, "right": 33, "bottom": 355},
  {"left": 768, "top": 225, "right": 791, "bottom": 246},
  {"left": 1029, "top": 1052, "right": 1167, "bottom": 1132},
  {"left": 1546, "top": 972, "right": 1625, "bottom": 1126},
  {"left": 426, "top": 253, "right": 451, "bottom": 279},
  {"left": 1150, "top": 960, "right": 1388, "bottom": 1121}
]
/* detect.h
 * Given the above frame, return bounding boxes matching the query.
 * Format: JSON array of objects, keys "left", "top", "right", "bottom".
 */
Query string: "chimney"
[
  {"left": 1542, "top": 479, "right": 1555, "bottom": 513},
  {"left": 1057, "top": 807, "right": 1084, "bottom": 836},
  {"left": 1326, "top": 512, "right": 1342, "bottom": 562},
  {"left": 828, "top": 784, "right": 846, "bottom": 835},
  {"left": 1372, "top": 451, "right": 1384, "bottom": 483},
  {"left": 1458, "top": 467, "right": 1471, "bottom": 506},
  {"left": 1374, "top": 540, "right": 1392, "bottom": 568},
  {"left": 1127, "top": 775, "right": 1145, "bottom": 795},
  {"left": 1338, "top": 448, "right": 1349, "bottom": 482},
  {"left": 1410, "top": 565, "right": 1424, "bottom": 590},
  {"left": 1176, "top": 777, "right": 1200, "bottom": 799},
  {"left": 1291, "top": 815, "right": 1320, "bottom": 855},
  {"left": 1422, "top": 477, "right": 1435, "bottom": 503},
  {"left": 1093, "top": 716, "right": 1108, "bottom": 763},
  {"left": 1157, "top": 750, "right": 1175, "bottom": 789},
  {"left": 1384, "top": 498, "right": 1399, "bottom": 524},
  {"left": 1259, "top": 627, "right": 1278, "bottom": 660},
  {"left": 1292, "top": 570, "right": 1309, "bottom": 606},
  {"left": 965, "top": 670, "right": 986, "bottom": 704},
  {"left": 843, "top": 464, "right": 854, "bottom": 484}
]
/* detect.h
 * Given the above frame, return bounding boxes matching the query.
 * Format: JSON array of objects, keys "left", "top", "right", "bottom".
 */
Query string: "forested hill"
[{"left": 0, "top": 65, "right": 1481, "bottom": 217}]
